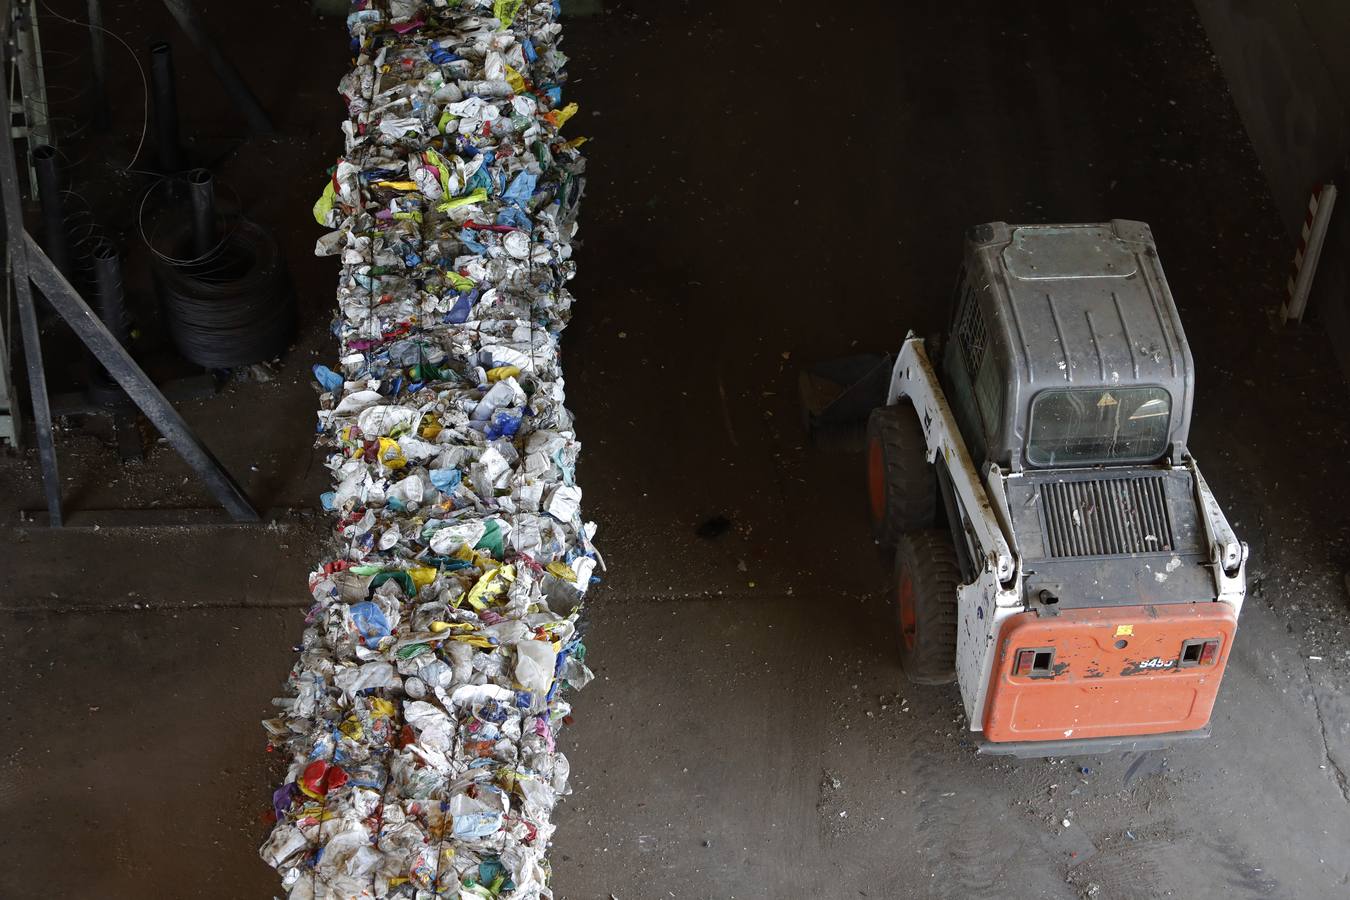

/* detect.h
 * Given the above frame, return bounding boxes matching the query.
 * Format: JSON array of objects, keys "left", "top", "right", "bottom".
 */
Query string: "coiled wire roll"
[{"left": 152, "top": 216, "right": 295, "bottom": 368}]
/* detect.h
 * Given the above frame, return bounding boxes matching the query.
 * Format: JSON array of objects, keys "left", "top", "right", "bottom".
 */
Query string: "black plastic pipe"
[
  {"left": 87, "top": 0, "right": 111, "bottom": 130},
  {"left": 91, "top": 239, "right": 129, "bottom": 346},
  {"left": 186, "top": 168, "right": 216, "bottom": 258},
  {"left": 149, "top": 42, "right": 183, "bottom": 173},
  {"left": 31, "top": 145, "right": 74, "bottom": 284},
  {"left": 87, "top": 237, "right": 129, "bottom": 402}
]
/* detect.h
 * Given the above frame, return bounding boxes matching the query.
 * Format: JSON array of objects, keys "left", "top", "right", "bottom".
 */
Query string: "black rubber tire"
[
  {"left": 866, "top": 404, "right": 937, "bottom": 547},
  {"left": 894, "top": 530, "right": 961, "bottom": 685}
]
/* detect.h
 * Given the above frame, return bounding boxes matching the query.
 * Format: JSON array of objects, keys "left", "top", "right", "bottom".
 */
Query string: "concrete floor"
[{"left": 3, "top": 1, "right": 1350, "bottom": 898}]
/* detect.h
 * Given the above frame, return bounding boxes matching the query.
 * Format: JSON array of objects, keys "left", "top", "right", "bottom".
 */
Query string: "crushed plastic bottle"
[{"left": 262, "top": 2, "right": 595, "bottom": 897}]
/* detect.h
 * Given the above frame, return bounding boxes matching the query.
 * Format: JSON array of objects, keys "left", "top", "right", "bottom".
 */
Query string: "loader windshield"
[{"left": 1027, "top": 388, "right": 1171, "bottom": 466}]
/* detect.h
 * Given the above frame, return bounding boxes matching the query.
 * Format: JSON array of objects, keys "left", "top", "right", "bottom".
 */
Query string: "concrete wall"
[{"left": 1194, "top": 0, "right": 1350, "bottom": 360}]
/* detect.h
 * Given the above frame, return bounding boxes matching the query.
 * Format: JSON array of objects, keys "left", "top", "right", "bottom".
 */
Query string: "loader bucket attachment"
[{"left": 799, "top": 353, "right": 893, "bottom": 431}]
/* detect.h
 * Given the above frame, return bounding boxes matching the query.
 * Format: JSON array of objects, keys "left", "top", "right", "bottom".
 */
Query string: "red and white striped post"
[{"left": 1281, "top": 183, "right": 1338, "bottom": 324}]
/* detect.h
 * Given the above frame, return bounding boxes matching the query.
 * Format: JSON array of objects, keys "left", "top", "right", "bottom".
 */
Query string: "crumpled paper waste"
[{"left": 262, "top": 2, "right": 596, "bottom": 897}]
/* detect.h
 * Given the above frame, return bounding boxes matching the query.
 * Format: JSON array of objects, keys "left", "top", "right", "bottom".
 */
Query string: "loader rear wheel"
[
  {"left": 894, "top": 530, "right": 960, "bottom": 685},
  {"left": 866, "top": 404, "right": 936, "bottom": 547}
]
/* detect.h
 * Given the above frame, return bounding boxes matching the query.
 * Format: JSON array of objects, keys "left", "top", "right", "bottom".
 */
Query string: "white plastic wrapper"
[
  {"left": 513, "top": 639, "right": 559, "bottom": 696},
  {"left": 263, "top": 2, "right": 595, "bottom": 897}
]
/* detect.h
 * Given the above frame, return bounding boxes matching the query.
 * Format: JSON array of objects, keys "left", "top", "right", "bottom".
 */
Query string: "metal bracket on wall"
[
  {"left": 1281, "top": 183, "right": 1338, "bottom": 325},
  {"left": 6, "top": 0, "right": 51, "bottom": 194}
]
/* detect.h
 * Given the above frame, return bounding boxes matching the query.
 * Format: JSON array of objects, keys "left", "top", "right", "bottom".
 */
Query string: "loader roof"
[
  {"left": 977, "top": 221, "right": 1192, "bottom": 391},
  {"left": 958, "top": 220, "right": 1196, "bottom": 468}
]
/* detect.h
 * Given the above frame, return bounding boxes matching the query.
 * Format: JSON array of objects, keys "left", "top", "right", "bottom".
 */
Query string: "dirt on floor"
[{"left": 2, "top": 1, "right": 1350, "bottom": 899}]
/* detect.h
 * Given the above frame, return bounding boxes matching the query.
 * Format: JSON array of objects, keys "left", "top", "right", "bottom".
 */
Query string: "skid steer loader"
[{"left": 813, "top": 221, "right": 1247, "bottom": 756}]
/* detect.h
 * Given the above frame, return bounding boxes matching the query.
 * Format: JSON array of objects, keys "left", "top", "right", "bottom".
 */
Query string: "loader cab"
[
  {"left": 939, "top": 220, "right": 1195, "bottom": 474},
  {"left": 865, "top": 220, "right": 1245, "bottom": 753}
]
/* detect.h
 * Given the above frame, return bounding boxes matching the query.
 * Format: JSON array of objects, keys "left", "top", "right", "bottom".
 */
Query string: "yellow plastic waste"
[
  {"left": 545, "top": 561, "right": 577, "bottom": 582},
  {"left": 424, "top": 148, "right": 453, "bottom": 195},
  {"left": 465, "top": 564, "right": 515, "bottom": 610},
  {"left": 494, "top": 0, "right": 524, "bottom": 29},
  {"left": 438, "top": 187, "right": 488, "bottom": 212},
  {"left": 296, "top": 800, "right": 340, "bottom": 820},
  {"left": 377, "top": 437, "right": 407, "bottom": 469},
  {"left": 312, "top": 181, "right": 337, "bottom": 225},
  {"left": 548, "top": 102, "right": 578, "bottom": 129},
  {"left": 486, "top": 365, "right": 521, "bottom": 383},
  {"left": 426, "top": 621, "right": 495, "bottom": 647},
  {"left": 452, "top": 545, "right": 481, "bottom": 567},
  {"left": 446, "top": 272, "right": 476, "bottom": 292}
]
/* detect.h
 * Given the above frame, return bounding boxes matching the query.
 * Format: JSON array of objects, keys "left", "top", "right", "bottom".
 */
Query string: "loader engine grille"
[{"left": 1039, "top": 476, "right": 1173, "bottom": 558}]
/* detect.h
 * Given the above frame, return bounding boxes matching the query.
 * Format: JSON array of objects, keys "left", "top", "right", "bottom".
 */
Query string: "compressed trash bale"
[{"left": 261, "top": 2, "right": 596, "bottom": 898}]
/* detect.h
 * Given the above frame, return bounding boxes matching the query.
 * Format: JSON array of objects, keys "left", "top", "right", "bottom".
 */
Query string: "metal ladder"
[{"left": 2, "top": 0, "right": 52, "bottom": 445}]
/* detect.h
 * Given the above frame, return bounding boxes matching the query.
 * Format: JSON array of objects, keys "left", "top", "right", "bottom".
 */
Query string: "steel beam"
[
  {"left": 10, "top": 0, "right": 51, "bottom": 194},
  {"left": 1, "top": 236, "right": 22, "bottom": 446},
  {"left": 22, "top": 232, "right": 259, "bottom": 522},
  {"left": 86, "top": 0, "right": 109, "bottom": 130},
  {"left": 0, "top": 43, "right": 61, "bottom": 521},
  {"left": 159, "top": 0, "right": 273, "bottom": 134}
]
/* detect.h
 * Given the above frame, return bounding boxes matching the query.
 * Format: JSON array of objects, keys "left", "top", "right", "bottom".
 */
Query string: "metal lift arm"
[
  {"left": 1189, "top": 459, "right": 1248, "bottom": 613},
  {"left": 886, "top": 334, "right": 1017, "bottom": 584}
]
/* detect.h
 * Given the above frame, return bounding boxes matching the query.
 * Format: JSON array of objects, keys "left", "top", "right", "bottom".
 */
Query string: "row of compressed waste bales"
[{"left": 260, "top": 2, "right": 595, "bottom": 897}]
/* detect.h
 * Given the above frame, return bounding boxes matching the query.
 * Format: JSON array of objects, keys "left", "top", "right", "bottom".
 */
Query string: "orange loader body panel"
[{"left": 982, "top": 603, "right": 1238, "bottom": 743}]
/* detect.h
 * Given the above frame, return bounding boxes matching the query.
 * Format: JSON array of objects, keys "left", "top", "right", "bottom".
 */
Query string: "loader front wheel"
[
  {"left": 866, "top": 404, "right": 936, "bottom": 547},
  {"left": 894, "top": 530, "right": 960, "bottom": 685}
]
